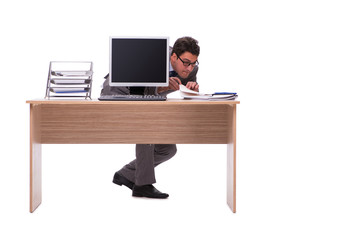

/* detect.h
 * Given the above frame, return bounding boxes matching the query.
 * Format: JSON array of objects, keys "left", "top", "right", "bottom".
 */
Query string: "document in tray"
[
  {"left": 51, "top": 70, "right": 93, "bottom": 77},
  {"left": 179, "top": 84, "right": 237, "bottom": 100},
  {"left": 50, "top": 87, "right": 89, "bottom": 93},
  {"left": 50, "top": 79, "right": 91, "bottom": 85}
]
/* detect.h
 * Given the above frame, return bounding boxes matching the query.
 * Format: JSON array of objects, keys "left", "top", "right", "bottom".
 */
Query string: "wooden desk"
[{"left": 27, "top": 99, "right": 239, "bottom": 213}]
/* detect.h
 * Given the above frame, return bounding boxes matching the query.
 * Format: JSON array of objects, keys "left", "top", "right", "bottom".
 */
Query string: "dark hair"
[{"left": 172, "top": 37, "right": 200, "bottom": 57}]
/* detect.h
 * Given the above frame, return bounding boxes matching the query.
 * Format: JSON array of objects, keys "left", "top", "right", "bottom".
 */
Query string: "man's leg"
[
  {"left": 131, "top": 144, "right": 176, "bottom": 198},
  {"left": 116, "top": 144, "right": 177, "bottom": 186},
  {"left": 134, "top": 144, "right": 156, "bottom": 186}
]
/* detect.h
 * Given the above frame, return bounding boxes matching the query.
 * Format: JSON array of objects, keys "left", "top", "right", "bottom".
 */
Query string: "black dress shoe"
[
  {"left": 113, "top": 172, "right": 134, "bottom": 190},
  {"left": 132, "top": 185, "right": 169, "bottom": 199}
]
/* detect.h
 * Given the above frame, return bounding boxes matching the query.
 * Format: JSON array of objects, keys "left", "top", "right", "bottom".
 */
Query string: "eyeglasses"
[{"left": 176, "top": 54, "right": 199, "bottom": 67}]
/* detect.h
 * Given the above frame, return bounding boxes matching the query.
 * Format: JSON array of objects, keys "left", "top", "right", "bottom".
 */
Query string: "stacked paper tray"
[{"left": 45, "top": 61, "right": 93, "bottom": 99}]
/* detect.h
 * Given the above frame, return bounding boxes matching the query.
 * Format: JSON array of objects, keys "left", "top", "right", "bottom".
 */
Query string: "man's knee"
[
  {"left": 168, "top": 144, "right": 177, "bottom": 158},
  {"left": 156, "top": 144, "right": 177, "bottom": 160}
]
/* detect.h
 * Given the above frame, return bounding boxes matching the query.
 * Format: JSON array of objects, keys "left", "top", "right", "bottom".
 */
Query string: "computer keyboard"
[{"left": 98, "top": 94, "right": 167, "bottom": 101}]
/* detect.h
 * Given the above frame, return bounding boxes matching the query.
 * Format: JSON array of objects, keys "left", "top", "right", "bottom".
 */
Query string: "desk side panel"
[
  {"left": 40, "top": 104, "right": 229, "bottom": 144},
  {"left": 227, "top": 105, "right": 236, "bottom": 213},
  {"left": 30, "top": 104, "right": 42, "bottom": 212}
]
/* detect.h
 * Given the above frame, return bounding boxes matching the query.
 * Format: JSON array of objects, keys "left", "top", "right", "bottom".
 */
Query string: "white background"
[{"left": 1, "top": 0, "right": 360, "bottom": 239}]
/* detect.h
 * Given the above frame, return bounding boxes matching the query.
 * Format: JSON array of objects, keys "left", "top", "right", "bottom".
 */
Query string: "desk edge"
[{"left": 26, "top": 99, "right": 240, "bottom": 105}]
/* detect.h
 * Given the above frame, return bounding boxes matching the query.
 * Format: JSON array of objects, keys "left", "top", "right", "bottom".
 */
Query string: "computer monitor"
[{"left": 109, "top": 37, "right": 169, "bottom": 87}]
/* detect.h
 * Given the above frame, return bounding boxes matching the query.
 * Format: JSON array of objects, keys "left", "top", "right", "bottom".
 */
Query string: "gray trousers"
[{"left": 118, "top": 144, "right": 177, "bottom": 186}]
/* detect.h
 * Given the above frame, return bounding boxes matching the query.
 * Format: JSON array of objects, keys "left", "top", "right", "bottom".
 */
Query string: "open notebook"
[{"left": 179, "top": 84, "right": 237, "bottom": 100}]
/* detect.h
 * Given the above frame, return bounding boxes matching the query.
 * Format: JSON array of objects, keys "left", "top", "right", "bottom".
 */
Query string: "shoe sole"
[{"left": 132, "top": 192, "right": 169, "bottom": 199}]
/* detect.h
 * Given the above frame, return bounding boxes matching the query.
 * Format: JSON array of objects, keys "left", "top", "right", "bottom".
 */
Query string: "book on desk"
[{"left": 179, "top": 84, "right": 238, "bottom": 100}]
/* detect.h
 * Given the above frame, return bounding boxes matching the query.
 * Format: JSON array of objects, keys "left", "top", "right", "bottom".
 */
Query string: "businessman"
[{"left": 101, "top": 36, "right": 200, "bottom": 198}]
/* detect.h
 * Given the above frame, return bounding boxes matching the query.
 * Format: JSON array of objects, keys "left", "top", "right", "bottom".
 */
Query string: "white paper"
[
  {"left": 179, "top": 84, "right": 199, "bottom": 95},
  {"left": 179, "top": 84, "right": 236, "bottom": 100}
]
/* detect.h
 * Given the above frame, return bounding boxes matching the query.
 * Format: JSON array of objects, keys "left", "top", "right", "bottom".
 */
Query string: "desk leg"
[
  {"left": 30, "top": 104, "right": 42, "bottom": 213},
  {"left": 227, "top": 105, "right": 236, "bottom": 213}
]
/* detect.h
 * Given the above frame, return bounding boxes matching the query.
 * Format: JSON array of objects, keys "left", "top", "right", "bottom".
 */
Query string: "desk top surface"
[{"left": 26, "top": 99, "right": 240, "bottom": 105}]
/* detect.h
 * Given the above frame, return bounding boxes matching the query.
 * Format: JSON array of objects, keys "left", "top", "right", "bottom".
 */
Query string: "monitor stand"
[{"left": 130, "top": 87, "right": 145, "bottom": 95}]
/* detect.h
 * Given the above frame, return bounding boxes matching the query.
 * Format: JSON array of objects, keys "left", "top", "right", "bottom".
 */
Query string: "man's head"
[{"left": 171, "top": 37, "right": 200, "bottom": 79}]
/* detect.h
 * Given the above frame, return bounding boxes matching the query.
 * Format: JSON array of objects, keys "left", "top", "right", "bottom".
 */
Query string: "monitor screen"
[{"left": 109, "top": 37, "right": 169, "bottom": 87}]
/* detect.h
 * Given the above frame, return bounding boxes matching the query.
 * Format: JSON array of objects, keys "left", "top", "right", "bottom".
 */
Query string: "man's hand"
[
  {"left": 169, "top": 77, "right": 182, "bottom": 91},
  {"left": 157, "top": 77, "right": 182, "bottom": 93},
  {"left": 186, "top": 81, "right": 199, "bottom": 92}
]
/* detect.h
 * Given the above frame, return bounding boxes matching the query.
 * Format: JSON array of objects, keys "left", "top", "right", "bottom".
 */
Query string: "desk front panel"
[{"left": 38, "top": 103, "right": 233, "bottom": 144}]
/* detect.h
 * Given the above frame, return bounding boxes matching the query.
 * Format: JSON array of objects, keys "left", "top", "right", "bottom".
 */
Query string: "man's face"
[{"left": 170, "top": 51, "right": 198, "bottom": 79}]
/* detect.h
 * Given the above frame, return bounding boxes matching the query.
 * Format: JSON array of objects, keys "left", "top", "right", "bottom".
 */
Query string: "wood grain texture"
[{"left": 39, "top": 103, "right": 233, "bottom": 144}]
